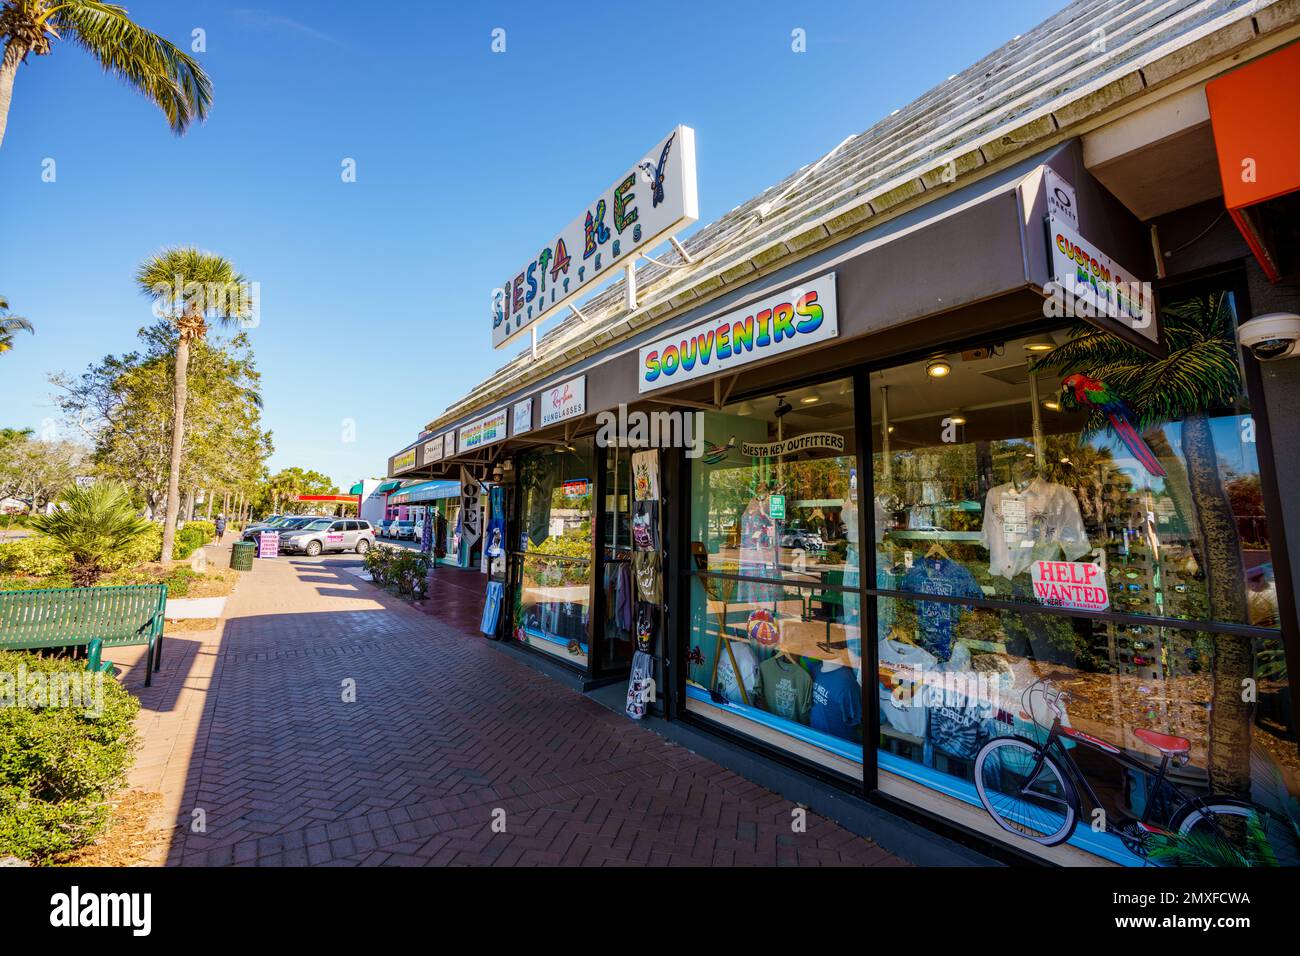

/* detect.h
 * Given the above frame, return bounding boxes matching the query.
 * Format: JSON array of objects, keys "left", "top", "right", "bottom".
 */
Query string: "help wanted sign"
[{"left": 1030, "top": 559, "right": 1109, "bottom": 612}]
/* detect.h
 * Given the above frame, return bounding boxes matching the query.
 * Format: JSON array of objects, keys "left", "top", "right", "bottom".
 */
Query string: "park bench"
[{"left": 0, "top": 584, "right": 168, "bottom": 686}]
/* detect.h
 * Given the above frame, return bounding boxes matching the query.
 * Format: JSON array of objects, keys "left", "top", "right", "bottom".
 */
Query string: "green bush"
[
  {"left": 0, "top": 650, "right": 140, "bottom": 863},
  {"left": 171, "top": 523, "right": 213, "bottom": 561},
  {"left": 0, "top": 535, "right": 70, "bottom": 577}
]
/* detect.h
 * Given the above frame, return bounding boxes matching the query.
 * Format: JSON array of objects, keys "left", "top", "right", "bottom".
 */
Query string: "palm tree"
[
  {"left": 0, "top": 294, "right": 33, "bottom": 353},
  {"left": 1035, "top": 290, "right": 1255, "bottom": 802},
  {"left": 0, "top": 0, "right": 212, "bottom": 149},
  {"left": 136, "top": 247, "right": 252, "bottom": 564},
  {"left": 31, "top": 480, "right": 151, "bottom": 586}
]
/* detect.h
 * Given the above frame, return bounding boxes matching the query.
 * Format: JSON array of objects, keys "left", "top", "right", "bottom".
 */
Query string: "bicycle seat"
[{"left": 1134, "top": 728, "right": 1190, "bottom": 754}]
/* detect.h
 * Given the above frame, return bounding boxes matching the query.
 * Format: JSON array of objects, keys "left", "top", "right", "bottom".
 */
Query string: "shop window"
[
  {"left": 685, "top": 377, "right": 863, "bottom": 776},
  {"left": 871, "top": 296, "right": 1297, "bottom": 865},
  {"left": 601, "top": 446, "right": 636, "bottom": 671},
  {"left": 512, "top": 441, "right": 594, "bottom": 667}
]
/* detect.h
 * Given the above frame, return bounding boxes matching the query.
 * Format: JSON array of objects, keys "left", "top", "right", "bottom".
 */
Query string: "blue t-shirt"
[
  {"left": 809, "top": 664, "right": 861, "bottom": 740},
  {"left": 900, "top": 557, "right": 982, "bottom": 661}
]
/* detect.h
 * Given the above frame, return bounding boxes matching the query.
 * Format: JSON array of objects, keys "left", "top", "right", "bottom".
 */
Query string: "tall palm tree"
[
  {"left": 31, "top": 480, "right": 151, "bottom": 586},
  {"left": 136, "top": 247, "right": 251, "bottom": 564},
  {"left": 0, "top": 294, "right": 33, "bottom": 353},
  {"left": 0, "top": 0, "right": 211, "bottom": 149},
  {"left": 1036, "top": 290, "right": 1255, "bottom": 802}
]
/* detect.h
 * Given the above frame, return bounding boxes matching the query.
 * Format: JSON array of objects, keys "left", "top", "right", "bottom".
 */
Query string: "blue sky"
[{"left": 0, "top": 0, "right": 1064, "bottom": 489}]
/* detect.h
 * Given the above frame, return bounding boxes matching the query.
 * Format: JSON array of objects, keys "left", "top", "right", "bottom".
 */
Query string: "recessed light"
[
  {"left": 1024, "top": 339, "right": 1054, "bottom": 352},
  {"left": 887, "top": 426, "right": 895, "bottom": 433},
  {"left": 926, "top": 359, "right": 952, "bottom": 378},
  {"left": 800, "top": 395, "right": 820, "bottom": 404},
  {"left": 1043, "top": 400, "right": 1061, "bottom": 411},
  {"left": 949, "top": 415, "right": 966, "bottom": 425}
]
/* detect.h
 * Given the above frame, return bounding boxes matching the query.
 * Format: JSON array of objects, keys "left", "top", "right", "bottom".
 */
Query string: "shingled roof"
[{"left": 424, "top": 0, "right": 1295, "bottom": 434}]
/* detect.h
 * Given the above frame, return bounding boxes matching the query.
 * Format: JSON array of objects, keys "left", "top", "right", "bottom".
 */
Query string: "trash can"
[{"left": 230, "top": 541, "right": 255, "bottom": 571}]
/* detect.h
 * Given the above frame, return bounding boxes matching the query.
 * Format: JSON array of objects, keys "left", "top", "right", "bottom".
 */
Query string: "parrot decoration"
[
  {"left": 638, "top": 132, "right": 675, "bottom": 207},
  {"left": 1061, "top": 373, "right": 1167, "bottom": 477}
]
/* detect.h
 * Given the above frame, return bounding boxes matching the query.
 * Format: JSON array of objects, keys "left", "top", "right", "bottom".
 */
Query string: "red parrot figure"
[{"left": 1062, "top": 373, "right": 1167, "bottom": 477}]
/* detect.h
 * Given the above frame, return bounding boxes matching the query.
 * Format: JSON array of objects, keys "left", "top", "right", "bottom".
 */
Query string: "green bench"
[{"left": 0, "top": 584, "right": 168, "bottom": 686}]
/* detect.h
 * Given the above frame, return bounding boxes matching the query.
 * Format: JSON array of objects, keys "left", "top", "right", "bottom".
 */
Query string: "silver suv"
[{"left": 280, "top": 518, "right": 376, "bottom": 556}]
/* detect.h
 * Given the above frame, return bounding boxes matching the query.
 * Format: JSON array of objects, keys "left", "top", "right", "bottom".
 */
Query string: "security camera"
[{"left": 1238, "top": 313, "right": 1300, "bottom": 361}]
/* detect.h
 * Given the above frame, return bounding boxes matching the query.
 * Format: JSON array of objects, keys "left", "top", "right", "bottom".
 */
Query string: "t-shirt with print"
[
  {"left": 878, "top": 638, "right": 936, "bottom": 738},
  {"left": 809, "top": 663, "right": 861, "bottom": 740},
  {"left": 715, "top": 641, "right": 758, "bottom": 705},
  {"left": 900, "top": 557, "right": 982, "bottom": 661},
  {"left": 981, "top": 478, "right": 1089, "bottom": 580},
  {"left": 755, "top": 656, "right": 813, "bottom": 724}
]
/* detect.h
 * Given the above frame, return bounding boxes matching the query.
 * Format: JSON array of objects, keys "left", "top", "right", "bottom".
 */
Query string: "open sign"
[{"left": 1031, "top": 560, "right": 1109, "bottom": 612}]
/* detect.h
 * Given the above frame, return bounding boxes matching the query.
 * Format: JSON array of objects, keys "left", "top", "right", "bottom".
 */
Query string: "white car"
[{"left": 280, "top": 518, "right": 376, "bottom": 556}]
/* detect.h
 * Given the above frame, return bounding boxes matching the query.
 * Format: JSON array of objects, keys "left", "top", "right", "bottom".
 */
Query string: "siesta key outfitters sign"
[
  {"left": 492, "top": 126, "right": 698, "bottom": 350},
  {"left": 639, "top": 273, "right": 838, "bottom": 393}
]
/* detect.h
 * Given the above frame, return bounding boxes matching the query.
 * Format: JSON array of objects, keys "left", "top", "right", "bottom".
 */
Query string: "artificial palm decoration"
[
  {"left": 136, "top": 247, "right": 252, "bottom": 564},
  {"left": 0, "top": 0, "right": 212, "bottom": 149},
  {"left": 31, "top": 480, "right": 152, "bottom": 586},
  {"left": 0, "top": 294, "right": 33, "bottom": 353},
  {"left": 1035, "top": 290, "right": 1256, "bottom": 802}
]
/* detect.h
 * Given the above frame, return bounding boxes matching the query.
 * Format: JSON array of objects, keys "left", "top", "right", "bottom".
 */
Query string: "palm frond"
[
  {"left": 0, "top": 316, "right": 34, "bottom": 334},
  {"left": 51, "top": 0, "right": 212, "bottom": 135},
  {"left": 135, "top": 246, "right": 250, "bottom": 328}
]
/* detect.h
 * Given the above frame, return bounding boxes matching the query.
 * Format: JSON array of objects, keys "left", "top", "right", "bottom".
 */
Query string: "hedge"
[{"left": 0, "top": 651, "right": 140, "bottom": 862}]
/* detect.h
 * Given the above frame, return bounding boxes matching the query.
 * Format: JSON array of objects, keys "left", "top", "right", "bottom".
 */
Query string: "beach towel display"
[{"left": 480, "top": 580, "right": 504, "bottom": 636}]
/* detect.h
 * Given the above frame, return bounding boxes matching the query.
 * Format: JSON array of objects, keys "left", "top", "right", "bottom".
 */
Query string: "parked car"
[
  {"left": 242, "top": 515, "right": 313, "bottom": 543},
  {"left": 280, "top": 518, "right": 376, "bottom": 556},
  {"left": 393, "top": 520, "right": 416, "bottom": 540},
  {"left": 779, "top": 526, "right": 824, "bottom": 551},
  {"left": 378, "top": 519, "right": 399, "bottom": 539}
]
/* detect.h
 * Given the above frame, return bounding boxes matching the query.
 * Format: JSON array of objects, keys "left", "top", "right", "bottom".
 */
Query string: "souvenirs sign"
[
  {"left": 493, "top": 126, "right": 699, "bottom": 349},
  {"left": 639, "top": 273, "right": 838, "bottom": 393},
  {"left": 1031, "top": 560, "right": 1110, "bottom": 612},
  {"left": 742, "top": 432, "right": 845, "bottom": 458}
]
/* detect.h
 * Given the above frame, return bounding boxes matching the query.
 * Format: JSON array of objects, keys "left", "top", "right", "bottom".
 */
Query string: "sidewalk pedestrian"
[{"left": 215, "top": 513, "right": 227, "bottom": 542}]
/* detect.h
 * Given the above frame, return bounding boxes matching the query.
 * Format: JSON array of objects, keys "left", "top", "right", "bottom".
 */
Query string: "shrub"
[
  {"left": 0, "top": 535, "right": 70, "bottom": 578},
  {"left": 31, "top": 483, "right": 154, "bottom": 586},
  {"left": 0, "top": 651, "right": 140, "bottom": 863}
]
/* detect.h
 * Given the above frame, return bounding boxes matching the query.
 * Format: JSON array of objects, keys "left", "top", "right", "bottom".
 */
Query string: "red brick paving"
[{"left": 125, "top": 547, "right": 906, "bottom": 867}]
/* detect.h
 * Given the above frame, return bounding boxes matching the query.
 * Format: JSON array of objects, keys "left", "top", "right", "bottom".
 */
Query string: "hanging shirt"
[
  {"left": 755, "top": 656, "right": 813, "bottom": 724},
  {"left": 900, "top": 557, "right": 983, "bottom": 661},
  {"left": 981, "top": 477, "right": 1090, "bottom": 579},
  {"left": 631, "top": 450, "right": 660, "bottom": 501},
  {"left": 878, "top": 638, "right": 936, "bottom": 738},
  {"left": 716, "top": 642, "right": 759, "bottom": 705},
  {"left": 809, "top": 664, "right": 862, "bottom": 739}
]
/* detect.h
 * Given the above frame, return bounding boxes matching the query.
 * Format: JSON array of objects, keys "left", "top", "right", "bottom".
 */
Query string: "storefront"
[
  {"left": 386, "top": 5, "right": 1300, "bottom": 865},
  {"left": 385, "top": 479, "right": 461, "bottom": 563}
]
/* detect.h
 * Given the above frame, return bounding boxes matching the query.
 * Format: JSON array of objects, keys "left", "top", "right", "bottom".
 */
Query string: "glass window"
[
  {"left": 601, "top": 445, "right": 636, "bottom": 671},
  {"left": 871, "top": 297, "right": 1296, "bottom": 865},
  {"left": 512, "top": 440, "right": 594, "bottom": 667},
  {"left": 685, "top": 377, "right": 862, "bottom": 776}
]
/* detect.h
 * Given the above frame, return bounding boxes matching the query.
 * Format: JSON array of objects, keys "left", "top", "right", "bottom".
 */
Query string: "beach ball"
[{"left": 747, "top": 608, "right": 780, "bottom": 647}]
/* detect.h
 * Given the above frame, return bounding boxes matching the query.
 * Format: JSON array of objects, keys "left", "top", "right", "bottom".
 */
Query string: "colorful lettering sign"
[
  {"left": 1048, "top": 215, "right": 1155, "bottom": 344},
  {"left": 492, "top": 126, "right": 699, "bottom": 350},
  {"left": 1030, "top": 560, "right": 1110, "bottom": 612},
  {"left": 392, "top": 449, "right": 417, "bottom": 473},
  {"left": 639, "top": 273, "right": 838, "bottom": 393},
  {"left": 540, "top": 375, "right": 586, "bottom": 427},
  {"left": 458, "top": 408, "right": 508, "bottom": 451},
  {"left": 563, "top": 479, "right": 590, "bottom": 497}
]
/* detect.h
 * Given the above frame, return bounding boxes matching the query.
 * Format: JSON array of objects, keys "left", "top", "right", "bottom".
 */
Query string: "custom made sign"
[
  {"left": 562, "top": 479, "right": 590, "bottom": 497},
  {"left": 1030, "top": 560, "right": 1110, "bottom": 612},
  {"left": 512, "top": 398, "right": 533, "bottom": 435},
  {"left": 540, "top": 375, "right": 586, "bottom": 427},
  {"left": 258, "top": 531, "right": 279, "bottom": 559},
  {"left": 459, "top": 408, "right": 508, "bottom": 452},
  {"left": 392, "top": 448, "right": 417, "bottom": 473},
  {"left": 492, "top": 126, "right": 699, "bottom": 350},
  {"left": 742, "top": 432, "right": 845, "bottom": 458},
  {"left": 422, "top": 435, "right": 444, "bottom": 465},
  {"left": 1048, "top": 215, "right": 1156, "bottom": 347},
  {"left": 639, "top": 273, "right": 838, "bottom": 393}
]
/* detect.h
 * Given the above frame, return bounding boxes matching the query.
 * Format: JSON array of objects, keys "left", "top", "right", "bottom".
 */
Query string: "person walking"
[{"left": 215, "top": 513, "right": 227, "bottom": 543}]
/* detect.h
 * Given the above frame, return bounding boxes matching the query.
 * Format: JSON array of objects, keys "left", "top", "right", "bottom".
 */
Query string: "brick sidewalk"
[{"left": 126, "top": 549, "right": 906, "bottom": 867}]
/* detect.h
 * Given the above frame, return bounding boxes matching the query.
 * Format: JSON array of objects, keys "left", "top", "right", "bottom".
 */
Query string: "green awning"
[
  {"left": 349, "top": 482, "right": 364, "bottom": 495},
  {"left": 376, "top": 480, "right": 402, "bottom": 493}
]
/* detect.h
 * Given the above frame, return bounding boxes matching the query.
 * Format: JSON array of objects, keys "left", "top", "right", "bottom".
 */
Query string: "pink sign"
[{"left": 1030, "top": 560, "right": 1109, "bottom": 612}]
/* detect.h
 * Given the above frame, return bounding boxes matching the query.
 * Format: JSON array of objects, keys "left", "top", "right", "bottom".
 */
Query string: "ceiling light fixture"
[
  {"left": 1024, "top": 339, "right": 1054, "bottom": 352},
  {"left": 926, "top": 358, "right": 952, "bottom": 378},
  {"left": 800, "top": 395, "right": 820, "bottom": 404},
  {"left": 1043, "top": 400, "right": 1061, "bottom": 411}
]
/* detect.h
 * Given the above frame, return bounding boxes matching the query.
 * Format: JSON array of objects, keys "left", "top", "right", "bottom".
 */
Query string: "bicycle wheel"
[
  {"left": 1169, "top": 798, "right": 1300, "bottom": 866},
  {"left": 974, "top": 736, "right": 1079, "bottom": 847}
]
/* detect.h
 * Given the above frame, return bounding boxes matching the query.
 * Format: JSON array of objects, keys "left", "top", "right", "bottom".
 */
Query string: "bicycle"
[{"left": 972, "top": 674, "right": 1293, "bottom": 861}]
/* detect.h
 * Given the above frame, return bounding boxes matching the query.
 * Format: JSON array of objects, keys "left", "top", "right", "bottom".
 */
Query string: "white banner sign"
[
  {"left": 492, "top": 126, "right": 699, "bottom": 350},
  {"left": 442, "top": 431, "right": 456, "bottom": 457},
  {"left": 1048, "top": 214, "right": 1155, "bottom": 344},
  {"left": 1030, "top": 560, "right": 1110, "bottom": 612},
  {"left": 540, "top": 375, "right": 586, "bottom": 428},
  {"left": 422, "top": 435, "right": 444, "bottom": 465},
  {"left": 639, "top": 273, "right": 838, "bottom": 393},
  {"left": 512, "top": 398, "right": 533, "bottom": 435},
  {"left": 741, "top": 432, "right": 846, "bottom": 458},
  {"left": 459, "top": 409, "right": 508, "bottom": 452}
]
